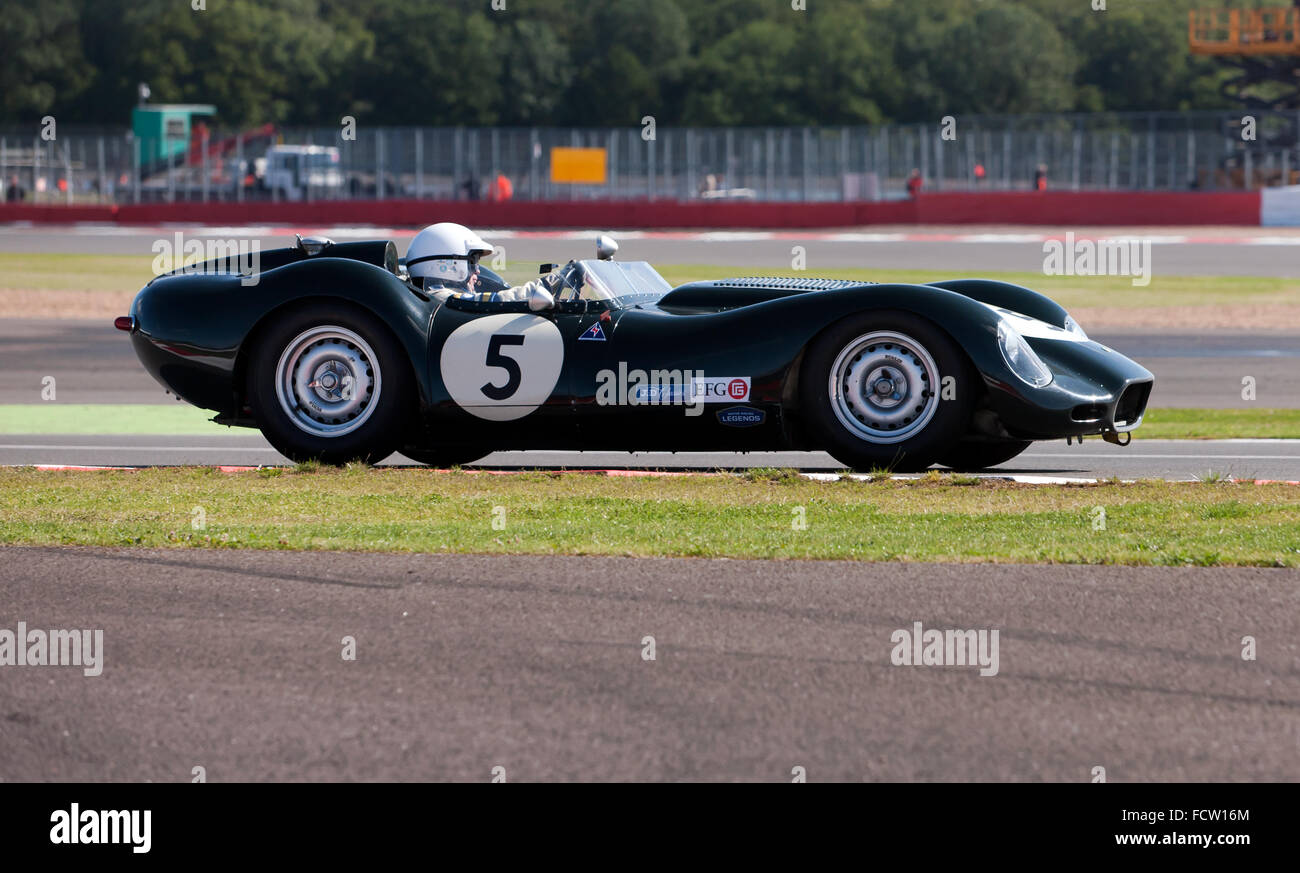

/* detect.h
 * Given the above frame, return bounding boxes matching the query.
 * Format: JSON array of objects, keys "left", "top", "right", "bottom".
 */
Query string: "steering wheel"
[{"left": 549, "top": 260, "right": 584, "bottom": 302}]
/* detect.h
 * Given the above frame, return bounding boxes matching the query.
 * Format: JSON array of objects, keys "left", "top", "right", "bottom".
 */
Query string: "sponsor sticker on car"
[
  {"left": 693, "top": 376, "right": 750, "bottom": 403},
  {"left": 716, "top": 406, "right": 765, "bottom": 427},
  {"left": 632, "top": 383, "right": 690, "bottom": 404},
  {"left": 598, "top": 367, "right": 749, "bottom": 410}
]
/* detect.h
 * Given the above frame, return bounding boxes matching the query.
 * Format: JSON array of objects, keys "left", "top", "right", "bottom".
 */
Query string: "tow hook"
[{"left": 1101, "top": 429, "right": 1131, "bottom": 447}]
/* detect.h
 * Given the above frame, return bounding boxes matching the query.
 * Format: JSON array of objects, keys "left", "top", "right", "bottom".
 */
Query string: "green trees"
[
  {"left": 49, "top": 0, "right": 371, "bottom": 128},
  {"left": 684, "top": 9, "right": 892, "bottom": 125},
  {"left": 0, "top": 0, "right": 1244, "bottom": 128},
  {"left": 562, "top": 0, "right": 690, "bottom": 125},
  {"left": 930, "top": 4, "right": 1079, "bottom": 115},
  {"left": 0, "top": 0, "right": 91, "bottom": 119}
]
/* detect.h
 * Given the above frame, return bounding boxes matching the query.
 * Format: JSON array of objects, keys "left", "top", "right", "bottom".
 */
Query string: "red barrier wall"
[
  {"left": 911, "top": 191, "right": 1261, "bottom": 226},
  {"left": 0, "top": 191, "right": 1262, "bottom": 228}
]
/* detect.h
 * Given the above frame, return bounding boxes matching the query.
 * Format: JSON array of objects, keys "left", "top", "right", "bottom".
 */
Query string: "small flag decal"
[{"left": 579, "top": 322, "right": 607, "bottom": 342}]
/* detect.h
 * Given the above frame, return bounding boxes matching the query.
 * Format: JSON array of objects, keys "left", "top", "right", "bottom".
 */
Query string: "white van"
[{"left": 259, "top": 145, "right": 344, "bottom": 200}]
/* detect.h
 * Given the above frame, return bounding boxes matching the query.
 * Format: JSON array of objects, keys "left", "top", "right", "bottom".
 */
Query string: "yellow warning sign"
[{"left": 550, "top": 147, "right": 607, "bottom": 184}]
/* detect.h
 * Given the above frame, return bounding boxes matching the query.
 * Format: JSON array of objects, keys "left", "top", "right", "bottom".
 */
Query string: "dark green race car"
[{"left": 118, "top": 234, "right": 1153, "bottom": 472}]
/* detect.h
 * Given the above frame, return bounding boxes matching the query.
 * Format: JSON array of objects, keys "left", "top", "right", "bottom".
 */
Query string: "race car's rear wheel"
[
  {"left": 800, "top": 311, "right": 975, "bottom": 472},
  {"left": 938, "top": 439, "right": 1032, "bottom": 471},
  {"left": 247, "top": 302, "right": 412, "bottom": 464}
]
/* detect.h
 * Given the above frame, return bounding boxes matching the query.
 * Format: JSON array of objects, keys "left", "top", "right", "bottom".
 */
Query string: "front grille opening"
[
  {"left": 1115, "top": 382, "right": 1152, "bottom": 427},
  {"left": 1071, "top": 404, "right": 1105, "bottom": 422}
]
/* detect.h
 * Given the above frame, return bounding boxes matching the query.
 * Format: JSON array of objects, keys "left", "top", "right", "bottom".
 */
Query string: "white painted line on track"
[
  {"left": 190, "top": 226, "right": 278, "bottom": 237},
  {"left": 691, "top": 232, "right": 776, "bottom": 241},
  {"left": 1212, "top": 438, "right": 1300, "bottom": 444},
  {"left": 1031, "top": 452, "right": 1300, "bottom": 460},
  {"left": 6, "top": 445, "right": 1294, "bottom": 461},
  {"left": 953, "top": 233, "right": 1048, "bottom": 243},
  {"left": 3, "top": 438, "right": 1297, "bottom": 461},
  {"left": 0, "top": 444, "right": 275, "bottom": 451},
  {"left": 821, "top": 232, "right": 908, "bottom": 242},
  {"left": 1132, "top": 235, "right": 1191, "bottom": 244}
]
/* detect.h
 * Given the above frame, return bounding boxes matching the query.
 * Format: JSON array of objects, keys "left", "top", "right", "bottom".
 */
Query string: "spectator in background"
[
  {"left": 1034, "top": 164, "right": 1048, "bottom": 191},
  {"left": 487, "top": 172, "right": 514, "bottom": 202},
  {"left": 973, "top": 162, "right": 986, "bottom": 184},
  {"left": 906, "top": 168, "right": 923, "bottom": 199},
  {"left": 5, "top": 175, "right": 25, "bottom": 202},
  {"left": 460, "top": 175, "right": 481, "bottom": 201}
]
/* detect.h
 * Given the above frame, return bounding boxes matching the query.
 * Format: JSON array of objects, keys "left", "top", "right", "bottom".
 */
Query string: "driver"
[{"left": 405, "top": 222, "right": 559, "bottom": 307}]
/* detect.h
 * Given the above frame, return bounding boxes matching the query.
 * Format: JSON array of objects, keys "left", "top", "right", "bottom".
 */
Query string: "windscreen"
[{"left": 578, "top": 260, "right": 673, "bottom": 302}]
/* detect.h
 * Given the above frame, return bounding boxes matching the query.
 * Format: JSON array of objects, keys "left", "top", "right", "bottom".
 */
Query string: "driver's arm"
[
  {"left": 459, "top": 261, "right": 571, "bottom": 303},
  {"left": 482, "top": 278, "right": 543, "bottom": 303}
]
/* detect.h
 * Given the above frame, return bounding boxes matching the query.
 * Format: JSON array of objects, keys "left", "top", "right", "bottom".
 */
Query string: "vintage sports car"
[{"left": 118, "top": 234, "right": 1153, "bottom": 472}]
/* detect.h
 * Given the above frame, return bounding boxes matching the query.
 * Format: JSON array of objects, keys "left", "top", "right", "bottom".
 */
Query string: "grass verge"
[
  {"left": 1, "top": 467, "right": 1296, "bottom": 566},
  {"left": 0, "top": 253, "right": 156, "bottom": 293},
  {"left": 1137, "top": 408, "right": 1300, "bottom": 440},
  {"left": 3, "top": 252, "right": 1294, "bottom": 312},
  {"left": 0, "top": 404, "right": 228, "bottom": 435}
]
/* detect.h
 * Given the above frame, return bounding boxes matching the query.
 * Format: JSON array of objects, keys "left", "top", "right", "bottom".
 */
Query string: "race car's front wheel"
[
  {"left": 247, "top": 302, "right": 413, "bottom": 464},
  {"left": 800, "top": 311, "right": 975, "bottom": 472},
  {"left": 938, "top": 439, "right": 1032, "bottom": 471}
]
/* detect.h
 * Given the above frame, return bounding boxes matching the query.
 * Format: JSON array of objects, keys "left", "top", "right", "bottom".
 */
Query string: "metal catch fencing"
[{"left": 2, "top": 110, "right": 1297, "bottom": 206}]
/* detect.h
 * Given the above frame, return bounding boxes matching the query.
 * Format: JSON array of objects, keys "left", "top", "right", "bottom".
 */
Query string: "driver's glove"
[
  {"left": 537, "top": 260, "right": 575, "bottom": 295},
  {"left": 526, "top": 281, "right": 555, "bottom": 312},
  {"left": 456, "top": 260, "right": 570, "bottom": 306},
  {"left": 482, "top": 276, "right": 554, "bottom": 311}
]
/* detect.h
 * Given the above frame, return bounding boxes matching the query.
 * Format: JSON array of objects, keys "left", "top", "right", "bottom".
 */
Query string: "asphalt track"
[
  {"left": 4, "top": 223, "right": 1300, "bottom": 275},
  {"left": 1, "top": 547, "right": 1295, "bottom": 782}
]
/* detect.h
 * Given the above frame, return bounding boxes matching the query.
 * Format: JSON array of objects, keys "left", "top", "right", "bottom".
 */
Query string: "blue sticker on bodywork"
[
  {"left": 717, "top": 406, "right": 765, "bottom": 427},
  {"left": 578, "top": 322, "right": 606, "bottom": 341}
]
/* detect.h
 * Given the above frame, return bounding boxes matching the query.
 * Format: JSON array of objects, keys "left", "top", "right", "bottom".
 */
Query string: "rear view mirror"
[{"left": 596, "top": 235, "right": 619, "bottom": 260}]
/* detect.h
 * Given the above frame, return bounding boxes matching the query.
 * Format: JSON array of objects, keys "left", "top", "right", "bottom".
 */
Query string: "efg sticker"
[{"left": 693, "top": 376, "right": 750, "bottom": 402}]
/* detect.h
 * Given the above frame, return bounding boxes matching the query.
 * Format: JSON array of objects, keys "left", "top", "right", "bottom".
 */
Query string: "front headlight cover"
[{"left": 997, "top": 319, "right": 1053, "bottom": 387}]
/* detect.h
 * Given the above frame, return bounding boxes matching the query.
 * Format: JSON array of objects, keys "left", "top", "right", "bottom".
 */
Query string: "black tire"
[
  {"left": 399, "top": 447, "right": 486, "bottom": 468},
  {"left": 799, "top": 310, "right": 976, "bottom": 473},
  {"left": 939, "top": 439, "right": 1032, "bottom": 471},
  {"left": 247, "top": 301, "right": 413, "bottom": 464}
]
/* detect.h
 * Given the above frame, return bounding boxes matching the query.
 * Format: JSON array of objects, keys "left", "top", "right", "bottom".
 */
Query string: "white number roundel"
[{"left": 439, "top": 314, "right": 565, "bottom": 421}]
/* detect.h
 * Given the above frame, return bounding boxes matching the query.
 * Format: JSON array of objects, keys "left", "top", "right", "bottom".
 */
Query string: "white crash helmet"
[{"left": 406, "top": 222, "right": 495, "bottom": 288}]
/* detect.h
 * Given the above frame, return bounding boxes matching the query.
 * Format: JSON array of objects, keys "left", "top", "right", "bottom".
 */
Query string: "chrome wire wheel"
[
  {"left": 827, "top": 330, "right": 940, "bottom": 444},
  {"left": 274, "top": 325, "right": 381, "bottom": 438}
]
